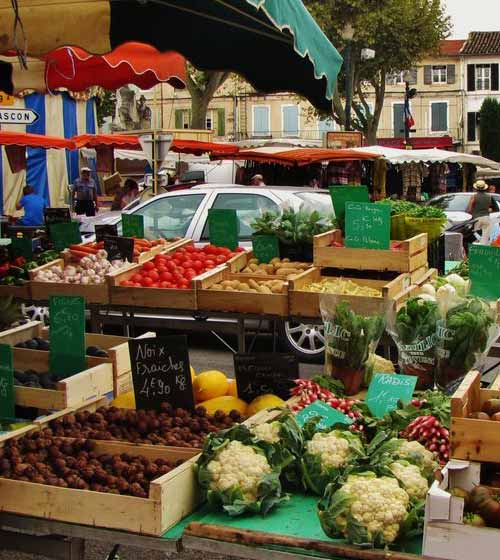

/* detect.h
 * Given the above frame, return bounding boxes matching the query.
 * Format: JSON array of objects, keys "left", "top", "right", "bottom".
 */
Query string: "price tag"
[
  {"left": 234, "top": 353, "right": 298, "bottom": 403},
  {"left": 296, "top": 400, "right": 353, "bottom": 429},
  {"left": 128, "top": 335, "right": 194, "bottom": 412},
  {"left": 10, "top": 237, "right": 33, "bottom": 260},
  {"left": 366, "top": 373, "right": 417, "bottom": 418},
  {"left": 0, "top": 344, "right": 15, "bottom": 419},
  {"left": 0, "top": 91, "right": 14, "bottom": 106},
  {"left": 122, "top": 214, "right": 144, "bottom": 239},
  {"left": 49, "top": 221, "right": 82, "bottom": 251},
  {"left": 104, "top": 236, "right": 134, "bottom": 262},
  {"left": 208, "top": 209, "right": 238, "bottom": 250},
  {"left": 345, "top": 202, "right": 391, "bottom": 250},
  {"left": 44, "top": 207, "right": 71, "bottom": 226},
  {"left": 329, "top": 185, "right": 369, "bottom": 223},
  {"left": 469, "top": 244, "right": 500, "bottom": 301},
  {"left": 49, "top": 296, "right": 86, "bottom": 379},
  {"left": 252, "top": 234, "right": 279, "bottom": 264},
  {"left": 95, "top": 224, "right": 119, "bottom": 242}
]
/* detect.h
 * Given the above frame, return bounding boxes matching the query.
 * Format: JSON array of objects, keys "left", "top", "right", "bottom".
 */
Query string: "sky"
[{"left": 445, "top": 0, "right": 500, "bottom": 38}]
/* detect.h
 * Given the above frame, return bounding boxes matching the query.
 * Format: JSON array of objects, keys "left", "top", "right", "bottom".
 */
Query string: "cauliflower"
[
  {"left": 389, "top": 461, "right": 429, "bottom": 500},
  {"left": 251, "top": 422, "right": 281, "bottom": 444},
  {"left": 398, "top": 440, "right": 439, "bottom": 477},
  {"left": 318, "top": 472, "right": 410, "bottom": 545},
  {"left": 302, "top": 430, "right": 364, "bottom": 495},
  {"left": 207, "top": 440, "right": 271, "bottom": 501}
]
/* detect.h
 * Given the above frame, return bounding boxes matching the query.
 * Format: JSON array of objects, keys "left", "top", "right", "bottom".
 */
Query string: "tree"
[
  {"left": 479, "top": 98, "right": 500, "bottom": 162},
  {"left": 304, "top": 0, "right": 450, "bottom": 143},
  {"left": 186, "top": 64, "right": 230, "bottom": 129},
  {"left": 95, "top": 89, "right": 116, "bottom": 128}
]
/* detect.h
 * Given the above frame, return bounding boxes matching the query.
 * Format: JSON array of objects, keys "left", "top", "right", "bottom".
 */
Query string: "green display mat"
[{"left": 163, "top": 494, "right": 422, "bottom": 558}]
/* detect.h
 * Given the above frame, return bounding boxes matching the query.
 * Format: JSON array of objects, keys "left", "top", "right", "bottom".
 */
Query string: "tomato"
[
  {"left": 215, "top": 255, "right": 226, "bottom": 264},
  {"left": 131, "top": 273, "right": 143, "bottom": 283},
  {"left": 178, "top": 279, "right": 190, "bottom": 289},
  {"left": 173, "top": 272, "right": 184, "bottom": 283},
  {"left": 204, "top": 244, "right": 218, "bottom": 255},
  {"left": 160, "top": 281, "right": 172, "bottom": 288},
  {"left": 156, "top": 265, "right": 167, "bottom": 274},
  {"left": 185, "top": 245, "right": 195, "bottom": 252},
  {"left": 166, "top": 261, "right": 177, "bottom": 272},
  {"left": 236, "top": 246, "right": 245, "bottom": 252},
  {"left": 133, "top": 282, "right": 142, "bottom": 287},
  {"left": 184, "top": 270, "right": 196, "bottom": 281},
  {"left": 218, "top": 246, "right": 231, "bottom": 255},
  {"left": 163, "top": 254, "right": 172, "bottom": 261},
  {"left": 183, "top": 259, "right": 194, "bottom": 269},
  {"left": 160, "top": 271, "right": 173, "bottom": 282},
  {"left": 205, "top": 259, "right": 215, "bottom": 268},
  {"left": 143, "top": 261, "right": 155, "bottom": 271},
  {"left": 150, "top": 282, "right": 160, "bottom": 288},
  {"left": 173, "top": 258, "right": 182, "bottom": 266},
  {"left": 141, "top": 276, "right": 154, "bottom": 287},
  {"left": 147, "top": 270, "right": 160, "bottom": 281},
  {"left": 120, "top": 280, "right": 132, "bottom": 287},
  {"left": 193, "top": 260, "right": 204, "bottom": 272}
]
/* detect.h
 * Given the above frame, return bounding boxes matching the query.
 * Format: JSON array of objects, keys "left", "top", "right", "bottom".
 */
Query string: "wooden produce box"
[
  {"left": 29, "top": 259, "right": 112, "bottom": 304},
  {"left": 410, "top": 267, "right": 438, "bottom": 288},
  {"left": 0, "top": 321, "right": 42, "bottom": 346},
  {"left": 12, "top": 347, "right": 113, "bottom": 410},
  {"left": 423, "top": 460, "right": 498, "bottom": 560},
  {"left": 288, "top": 268, "right": 412, "bottom": 318},
  {"left": 195, "top": 267, "right": 289, "bottom": 316},
  {"left": 0, "top": 437, "right": 200, "bottom": 536},
  {"left": 0, "top": 283, "right": 31, "bottom": 299},
  {"left": 313, "top": 229, "right": 428, "bottom": 273},
  {"left": 450, "top": 370, "right": 500, "bottom": 463}
]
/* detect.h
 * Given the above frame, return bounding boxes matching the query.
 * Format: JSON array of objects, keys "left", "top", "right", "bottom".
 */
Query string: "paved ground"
[{"left": 0, "top": 326, "right": 319, "bottom": 560}]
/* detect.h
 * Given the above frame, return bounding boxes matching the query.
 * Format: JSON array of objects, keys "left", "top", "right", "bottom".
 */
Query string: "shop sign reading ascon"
[{"left": 0, "top": 108, "right": 39, "bottom": 125}]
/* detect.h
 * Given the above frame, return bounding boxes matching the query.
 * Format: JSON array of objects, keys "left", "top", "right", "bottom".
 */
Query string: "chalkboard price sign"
[
  {"left": 128, "top": 335, "right": 194, "bottom": 412},
  {"left": 208, "top": 209, "right": 238, "bottom": 250},
  {"left": 0, "top": 344, "right": 15, "bottom": 419},
  {"left": 44, "top": 207, "right": 71, "bottom": 226},
  {"left": 345, "top": 202, "right": 391, "bottom": 250},
  {"left": 469, "top": 244, "right": 500, "bottom": 301},
  {"left": 95, "top": 224, "right": 119, "bottom": 242},
  {"left": 49, "top": 221, "right": 82, "bottom": 252},
  {"left": 104, "top": 236, "right": 134, "bottom": 262},
  {"left": 329, "top": 186, "right": 370, "bottom": 223},
  {"left": 252, "top": 234, "right": 279, "bottom": 264},
  {"left": 234, "top": 353, "right": 299, "bottom": 403},
  {"left": 10, "top": 237, "right": 33, "bottom": 260},
  {"left": 122, "top": 214, "right": 144, "bottom": 239}
]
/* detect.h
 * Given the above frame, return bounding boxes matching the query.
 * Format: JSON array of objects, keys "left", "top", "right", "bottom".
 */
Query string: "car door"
[
  {"left": 129, "top": 191, "right": 210, "bottom": 239},
  {"left": 191, "top": 190, "right": 282, "bottom": 246}
]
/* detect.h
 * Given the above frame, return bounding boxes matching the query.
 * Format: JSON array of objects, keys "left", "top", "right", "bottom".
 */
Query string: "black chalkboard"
[
  {"left": 95, "top": 224, "right": 119, "bottom": 242},
  {"left": 128, "top": 335, "right": 194, "bottom": 412},
  {"left": 44, "top": 207, "right": 71, "bottom": 226},
  {"left": 234, "top": 353, "right": 299, "bottom": 403},
  {"left": 104, "top": 235, "right": 134, "bottom": 262}
]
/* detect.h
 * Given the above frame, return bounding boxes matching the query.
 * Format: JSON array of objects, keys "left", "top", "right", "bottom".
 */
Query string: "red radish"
[{"left": 400, "top": 414, "right": 450, "bottom": 464}]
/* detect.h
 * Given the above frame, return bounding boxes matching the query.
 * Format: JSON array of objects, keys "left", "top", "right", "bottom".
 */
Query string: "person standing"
[
  {"left": 467, "top": 180, "right": 495, "bottom": 243},
  {"left": 73, "top": 167, "right": 98, "bottom": 216},
  {"left": 15, "top": 185, "right": 45, "bottom": 226}
]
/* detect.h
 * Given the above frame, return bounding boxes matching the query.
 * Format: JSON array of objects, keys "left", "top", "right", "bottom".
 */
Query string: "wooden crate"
[
  {"left": 288, "top": 268, "right": 412, "bottom": 318},
  {"left": 226, "top": 249, "right": 251, "bottom": 273},
  {"left": 195, "top": 267, "right": 289, "bottom": 316},
  {"left": 410, "top": 267, "right": 437, "bottom": 287},
  {"left": 0, "top": 321, "right": 43, "bottom": 346},
  {"left": 313, "top": 229, "right": 428, "bottom": 273},
  {"left": 0, "top": 283, "right": 31, "bottom": 299},
  {"left": 12, "top": 348, "right": 113, "bottom": 409},
  {"left": 450, "top": 370, "right": 500, "bottom": 463},
  {"left": 29, "top": 259, "right": 111, "bottom": 304},
  {"left": 0, "top": 437, "right": 200, "bottom": 536}
]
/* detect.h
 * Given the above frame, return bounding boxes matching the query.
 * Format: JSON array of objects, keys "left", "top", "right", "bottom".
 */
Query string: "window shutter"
[
  {"left": 423, "top": 66, "right": 432, "bottom": 85},
  {"left": 188, "top": 110, "right": 192, "bottom": 128},
  {"left": 393, "top": 103, "right": 405, "bottom": 138},
  {"left": 216, "top": 108, "right": 226, "bottom": 136},
  {"left": 408, "top": 68, "right": 418, "bottom": 85},
  {"left": 447, "top": 65, "right": 456, "bottom": 84},
  {"left": 467, "top": 112, "right": 477, "bottom": 142},
  {"left": 467, "top": 64, "right": 476, "bottom": 91},
  {"left": 431, "top": 103, "right": 447, "bottom": 132},
  {"left": 283, "top": 105, "right": 299, "bottom": 136},
  {"left": 492, "top": 64, "right": 499, "bottom": 91},
  {"left": 175, "top": 109, "right": 183, "bottom": 129}
]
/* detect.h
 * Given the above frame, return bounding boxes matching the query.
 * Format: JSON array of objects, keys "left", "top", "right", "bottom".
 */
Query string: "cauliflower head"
[
  {"left": 306, "top": 432, "right": 351, "bottom": 469},
  {"left": 319, "top": 472, "right": 410, "bottom": 545},
  {"left": 389, "top": 461, "right": 428, "bottom": 500},
  {"left": 207, "top": 440, "right": 271, "bottom": 501},
  {"left": 398, "top": 440, "right": 439, "bottom": 477},
  {"left": 251, "top": 422, "right": 281, "bottom": 444}
]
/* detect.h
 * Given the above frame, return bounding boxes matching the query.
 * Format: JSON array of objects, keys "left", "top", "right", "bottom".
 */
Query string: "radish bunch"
[
  {"left": 400, "top": 415, "right": 450, "bottom": 464},
  {"left": 289, "top": 379, "right": 363, "bottom": 431}
]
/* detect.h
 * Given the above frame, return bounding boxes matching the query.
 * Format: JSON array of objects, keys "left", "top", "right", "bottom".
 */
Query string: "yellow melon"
[
  {"left": 226, "top": 378, "right": 238, "bottom": 397},
  {"left": 247, "top": 394, "right": 285, "bottom": 416},
  {"left": 197, "top": 396, "right": 248, "bottom": 416},
  {"left": 111, "top": 391, "right": 136, "bottom": 409},
  {"left": 193, "top": 370, "right": 228, "bottom": 402}
]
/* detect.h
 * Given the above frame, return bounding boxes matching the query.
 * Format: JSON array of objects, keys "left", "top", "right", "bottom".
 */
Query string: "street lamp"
[{"left": 341, "top": 23, "right": 355, "bottom": 132}]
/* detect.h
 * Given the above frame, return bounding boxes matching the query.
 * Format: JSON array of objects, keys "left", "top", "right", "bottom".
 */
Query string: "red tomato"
[
  {"left": 204, "top": 245, "right": 218, "bottom": 255},
  {"left": 173, "top": 258, "right": 182, "bottom": 267},
  {"left": 176, "top": 266, "right": 185, "bottom": 275},
  {"left": 218, "top": 246, "right": 231, "bottom": 255},
  {"left": 150, "top": 282, "right": 160, "bottom": 288},
  {"left": 236, "top": 246, "right": 245, "bottom": 252},
  {"left": 156, "top": 265, "right": 167, "bottom": 274},
  {"left": 205, "top": 259, "right": 215, "bottom": 268},
  {"left": 193, "top": 260, "right": 204, "bottom": 272},
  {"left": 120, "top": 280, "right": 132, "bottom": 287},
  {"left": 163, "top": 254, "right": 173, "bottom": 261},
  {"left": 183, "top": 259, "right": 194, "bottom": 269},
  {"left": 185, "top": 245, "right": 195, "bottom": 252},
  {"left": 184, "top": 270, "right": 196, "bottom": 281},
  {"left": 196, "top": 252, "right": 207, "bottom": 261},
  {"left": 147, "top": 270, "right": 159, "bottom": 281},
  {"left": 173, "top": 272, "right": 184, "bottom": 283},
  {"left": 178, "top": 280, "right": 190, "bottom": 289},
  {"left": 160, "top": 281, "right": 172, "bottom": 288},
  {"left": 133, "top": 282, "right": 142, "bottom": 287},
  {"left": 141, "top": 277, "right": 154, "bottom": 287},
  {"left": 131, "top": 273, "right": 143, "bottom": 283},
  {"left": 166, "top": 261, "right": 177, "bottom": 272},
  {"left": 160, "top": 271, "right": 173, "bottom": 282},
  {"left": 215, "top": 255, "right": 226, "bottom": 264},
  {"left": 143, "top": 261, "right": 155, "bottom": 271}
]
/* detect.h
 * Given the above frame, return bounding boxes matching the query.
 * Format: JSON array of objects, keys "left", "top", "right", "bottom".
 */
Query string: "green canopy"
[{"left": 0, "top": 0, "right": 343, "bottom": 111}]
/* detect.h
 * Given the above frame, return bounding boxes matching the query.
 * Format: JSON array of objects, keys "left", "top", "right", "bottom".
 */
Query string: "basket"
[
  {"left": 391, "top": 214, "right": 407, "bottom": 240},
  {"left": 404, "top": 217, "right": 446, "bottom": 243}
]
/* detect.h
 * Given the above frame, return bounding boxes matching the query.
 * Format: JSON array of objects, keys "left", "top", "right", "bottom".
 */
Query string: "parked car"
[
  {"left": 81, "top": 184, "right": 333, "bottom": 362},
  {"left": 426, "top": 192, "right": 500, "bottom": 227}
]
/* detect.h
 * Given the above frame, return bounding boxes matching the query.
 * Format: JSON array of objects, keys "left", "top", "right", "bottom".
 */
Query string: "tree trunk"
[
  {"left": 190, "top": 91, "right": 210, "bottom": 129},
  {"left": 364, "top": 126, "right": 378, "bottom": 146},
  {"left": 186, "top": 69, "right": 230, "bottom": 130}
]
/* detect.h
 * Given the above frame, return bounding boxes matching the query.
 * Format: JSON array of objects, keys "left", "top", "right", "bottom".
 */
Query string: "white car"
[{"left": 81, "top": 184, "right": 333, "bottom": 362}]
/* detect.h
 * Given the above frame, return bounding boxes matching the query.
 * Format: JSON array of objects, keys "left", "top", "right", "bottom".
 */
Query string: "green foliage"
[
  {"left": 394, "top": 297, "right": 440, "bottom": 345},
  {"left": 479, "top": 97, "right": 500, "bottom": 162},
  {"left": 96, "top": 90, "right": 116, "bottom": 127}
]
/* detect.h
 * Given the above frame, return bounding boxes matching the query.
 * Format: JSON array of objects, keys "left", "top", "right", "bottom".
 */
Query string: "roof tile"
[{"left": 461, "top": 32, "right": 500, "bottom": 56}]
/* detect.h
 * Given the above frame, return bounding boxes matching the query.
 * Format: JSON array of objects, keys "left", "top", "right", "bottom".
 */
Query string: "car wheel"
[
  {"left": 21, "top": 303, "right": 49, "bottom": 324},
  {"left": 278, "top": 320, "right": 325, "bottom": 363}
]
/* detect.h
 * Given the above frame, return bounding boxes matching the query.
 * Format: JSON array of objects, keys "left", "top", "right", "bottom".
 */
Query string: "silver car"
[{"left": 81, "top": 184, "right": 333, "bottom": 362}]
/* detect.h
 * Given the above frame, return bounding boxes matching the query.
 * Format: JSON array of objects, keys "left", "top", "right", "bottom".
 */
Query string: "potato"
[
  {"left": 492, "top": 412, "right": 500, "bottom": 422},
  {"left": 242, "top": 267, "right": 253, "bottom": 273},
  {"left": 469, "top": 412, "right": 490, "bottom": 420},
  {"left": 258, "top": 285, "right": 272, "bottom": 294},
  {"left": 282, "top": 258, "right": 290, "bottom": 262},
  {"left": 270, "top": 258, "right": 281, "bottom": 265},
  {"left": 253, "top": 269, "right": 267, "bottom": 275},
  {"left": 264, "top": 264, "right": 275, "bottom": 274},
  {"left": 248, "top": 279, "right": 260, "bottom": 290},
  {"left": 279, "top": 267, "right": 299, "bottom": 276},
  {"left": 221, "top": 280, "right": 234, "bottom": 288},
  {"left": 248, "top": 258, "right": 259, "bottom": 265},
  {"left": 249, "top": 263, "right": 259, "bottom": 271},
  {"left": 271, "top": 283, "right": 284, "bottom": 294},
  {"left": 238, "top": 282, "right": 250, "bottom": 291},
  {"left": 247, "top": 288, "right": 258, "bottom": 293},
  {"left": 211, "top": 284, "right": 224, "bottom": 291},
  {"left": 224, "top": 286, "right": 236, "bottom": 291}
]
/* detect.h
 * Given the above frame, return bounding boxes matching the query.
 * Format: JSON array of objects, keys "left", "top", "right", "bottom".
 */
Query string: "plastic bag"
[
  {"left": 320, "top": 295, "right": 387, "bottom": 396},
  {"left": 436, "top": 296, "right": 499, "bottom": 393},
  {"left": 387, "top": 296, "right": 440, "bottom": 390}
]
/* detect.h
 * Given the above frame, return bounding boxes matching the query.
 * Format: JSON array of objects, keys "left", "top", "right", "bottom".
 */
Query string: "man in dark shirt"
[
  {"left": 73, "top": 167, "right": 98, "bottom": 216},
  {"left": 16, "top": 185, "right": 45, "bottom": 226}
]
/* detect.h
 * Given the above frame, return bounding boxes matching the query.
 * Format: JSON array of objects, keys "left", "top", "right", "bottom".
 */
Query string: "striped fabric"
[{"left": 1, "top": 92, "right": 97, "bottom": 214}]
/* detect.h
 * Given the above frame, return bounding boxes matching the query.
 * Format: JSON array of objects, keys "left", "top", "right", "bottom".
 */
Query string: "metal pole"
[
  {"left": 344, "top": 41, "right": 353, "bottom": 132},
  {"left": 404, "top": 81, "right": 410, "bottom": 145},
  {"left": 153, "top": 87, "right": 158, "bottom": 195}
]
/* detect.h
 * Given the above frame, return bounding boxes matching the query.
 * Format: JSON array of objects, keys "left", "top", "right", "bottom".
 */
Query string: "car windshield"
[
  {"left": 293, "top": 192, "right": 334, "bottom": 217},
  {"left": 428, "top": 194, "right": 471, "bottom": 212}
]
